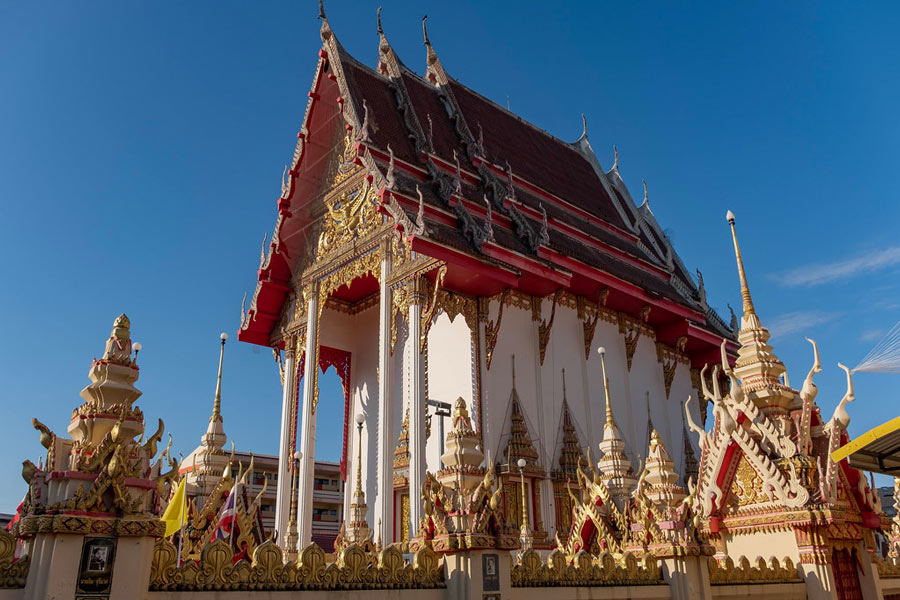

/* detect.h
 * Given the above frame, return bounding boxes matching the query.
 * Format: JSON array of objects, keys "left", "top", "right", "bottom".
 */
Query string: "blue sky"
[{"left": 1, "top": 2, "right": 899, "bottom": 511}]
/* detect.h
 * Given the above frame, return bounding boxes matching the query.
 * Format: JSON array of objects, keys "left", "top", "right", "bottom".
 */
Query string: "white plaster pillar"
[
  {"left": 274, "top": 344, "right": 296, "bottom": 546},
  {"left": 406, "top": 278, "right": 426, "bottom": 538},
  {"left": 297, "top": 289, "right": 320, "bottom": 549},
  {"left": 375, "top": 250, "right": 393, "bottom": 544}
]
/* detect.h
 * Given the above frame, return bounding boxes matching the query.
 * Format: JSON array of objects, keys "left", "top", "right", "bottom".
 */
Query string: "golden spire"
[
  {"left": 598, "top": 347, "right": 615, "bottom": 426},
  {"left": 726, "top": 210, "right": 755, "bottom": 316},
  {"left": 211, "top": 333, "right": 227, "bottom": 423}
]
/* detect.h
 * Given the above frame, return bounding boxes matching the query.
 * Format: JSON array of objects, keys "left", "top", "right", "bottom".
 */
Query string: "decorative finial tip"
[
  {"left": 318, "top": 0, "right": 326, "bottom": 19},
  {"left": 422, "top": 15, "right": 430, "bottom": 45},
  {"left": 726, "top": 209, "right": 735, "bottom": 224},
  {"left": 376, "top": 6, "right": 383, "bottom": 33}
]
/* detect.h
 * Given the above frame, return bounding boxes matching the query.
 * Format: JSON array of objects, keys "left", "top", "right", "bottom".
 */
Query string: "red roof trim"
[
  {"left": 537, "top": 246, "right": 703, "bottom": 322},
  {"left": 408, "top": 236, "right": 520, "bottom": 288},
  {"left": 238, "top": 50, "right": 330, "bottom": 346}
]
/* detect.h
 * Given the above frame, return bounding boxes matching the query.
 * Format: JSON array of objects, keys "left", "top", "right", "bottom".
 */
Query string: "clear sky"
[{"left": 1, "top": 1, "right": 899, "bottom": 512}]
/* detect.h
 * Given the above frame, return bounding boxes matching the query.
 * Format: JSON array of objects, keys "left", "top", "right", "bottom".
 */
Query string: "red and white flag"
[{"left": 212, "top": 484, "right": 239, "bottom": 540}]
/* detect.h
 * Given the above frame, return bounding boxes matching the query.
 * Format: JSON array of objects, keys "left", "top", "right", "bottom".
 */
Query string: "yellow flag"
[{"left": 161, "top": 477, "right": 187, "bottom": 538}]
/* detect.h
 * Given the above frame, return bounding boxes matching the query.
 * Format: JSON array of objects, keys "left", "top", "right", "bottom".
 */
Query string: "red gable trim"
[{"left": 537, "top": 247, "right": 703, "bottom": 322}]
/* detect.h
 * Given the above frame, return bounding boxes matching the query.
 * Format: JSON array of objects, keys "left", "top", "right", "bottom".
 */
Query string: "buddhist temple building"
[
  {"left": 236, "top": 5, "right": 735, "bottom": 554},
  {"left": 8, "top": 7, "right": 900, "bottom": 600}
]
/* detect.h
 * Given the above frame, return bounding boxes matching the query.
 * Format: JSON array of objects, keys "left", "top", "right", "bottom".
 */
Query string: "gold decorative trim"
[
  {"left": 420, "top": 265, "right": 447, "bottom": 352},
  {"left": 0, "top": 529, "right": 29, "bottom": 589},
  {"left": 482, "top": 289, "right": 511, "bottom": 371},
  {"left": 149, "top": 538, "right": 444, "bottom": 591},
  {"left": 511, "top": 548, "right": 663, "bottom": 587},
  {"left": 537, "top": 290, "right": 561, "bottom": 366},
  {"left": 618, "top": 313, "right": 654, "bottom": 371},
  {"left": 656, "top": 339, "right": 689, "bottom": 399},
  {"left": 707, "top": 555, "right": 801, "bottom": 585},
  {"left": 578, "top": 289, "right": 610, "bottom": 360}
]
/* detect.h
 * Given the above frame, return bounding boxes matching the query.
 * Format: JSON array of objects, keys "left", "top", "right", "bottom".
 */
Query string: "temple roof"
[{"left": 238, "top": 13, "right": 735, "bottom": 363}]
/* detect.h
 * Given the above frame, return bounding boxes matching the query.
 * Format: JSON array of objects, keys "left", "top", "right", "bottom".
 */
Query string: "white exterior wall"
[
  {"left": 313, "top": 294, "right": 708, "bottom": 539},
  {"left": 317, "top": 305, "right": 381, "bottom": 531},
  {"left": 628, "top": 335, "right": 671, "bottom": 460},
  {"left": 586, "top": 319, "right": 636, "bottom": 460},
  {"left": 425, "top": 312, "right": 475, "bottom": 472},
  {"left": 482, "top": 307, "right": 540, "bottom": 464},
  {"left": 723, "top": 528, "right": 800, "bottom": 563}
]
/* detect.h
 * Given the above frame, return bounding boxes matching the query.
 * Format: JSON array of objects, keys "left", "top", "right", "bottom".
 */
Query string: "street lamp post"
[
  {"left": 517, "top": 457, "right": 533, "bottom": 552},
  {"left": 286, "top": 450, "right": 302, "bottom": 559},
  {"left": 426, "top": 399, "right": 451, "bottom": 465}
]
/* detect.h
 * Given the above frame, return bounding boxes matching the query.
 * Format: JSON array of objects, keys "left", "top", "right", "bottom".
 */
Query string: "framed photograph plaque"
[{"left": 76, "top": 537, "right": 117, "bottom": 598}]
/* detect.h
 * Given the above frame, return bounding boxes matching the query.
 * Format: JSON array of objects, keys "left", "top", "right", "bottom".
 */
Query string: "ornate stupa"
[
  {"left": 182, "top": 333, "right": 231, "bottom": 502},
  {"left": 595, "top": 347, "right": 638, "bottom": 510},
  {"left": 641, "top": 429, "right": 687, "bottom": 510},
  {"left": 725, "top": 211, "right": 793, "bottom": 425},
  {"left": 69, "top": 313, "right": 144, "bottom": 448},
  {"left": 341, "top": 416, "right": 373, "bottom": 549},
  {"left": 412, "top": 398, "right": 517, "bottom": 552},
  {"left": 15, "top": 315, "right": 174, "bottom": 546}
]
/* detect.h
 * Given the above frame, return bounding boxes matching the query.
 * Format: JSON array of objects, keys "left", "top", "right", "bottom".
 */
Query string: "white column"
[
  {"left": 406, "top": 279, "right": 426, "bottom": 538},
  {"left": 375, "top": 251, "right": 393, "bottom": 544},
  {"left": 274, "top": 345, "right": 296, "bottom": 545},
  {"left": 297, "top": 290, "right": 319, "bottom": 549}
]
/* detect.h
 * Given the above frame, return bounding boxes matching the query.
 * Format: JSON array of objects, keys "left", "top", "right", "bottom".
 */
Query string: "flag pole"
[
  {"left": 228, "top": 477, "right": 236, "bottom": 548},
  {"left": 176, "top": 476, "right": 187, "bottom": 565}
]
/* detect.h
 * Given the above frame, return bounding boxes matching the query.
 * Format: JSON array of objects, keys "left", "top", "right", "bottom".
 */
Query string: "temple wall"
[
  {"left": 146, "top": 590, "right": 446, "bottom": 600},
  {"left": 709, "top": 583, "right": 806, "bottom": 599},
  {"left": 351, "top": 306, "right": 379, "bottom": 523},
  {"left": 672, "top": 361, "right": 702, "bottom": 474},
  {"left": 509, "top": 586, "right": 671, "bottom": 600},
  {"left": 586, "top": 319, "right": 635, "bottom": 458},
  {"left": 143, "top": 587, "right": 679, "bottom": 600},
  {"left": 425, "top": 312, "right": 475, "bottom": 471},
  {"left": 722, "top": 529, "right": 800, "bottom": 563},
  {"left": 482, "top": 306, "right": 539, "bottom": 461},
  {"left": 317, "top": 305, "right": 381, "bottom": 529}
]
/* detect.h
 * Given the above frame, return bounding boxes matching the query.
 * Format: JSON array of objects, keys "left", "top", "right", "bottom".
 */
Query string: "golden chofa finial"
[
  {"left": 376, "top": 6, "right": 383, "bottom": 34},
  {"left": 422, "top": 15, "right": 431, "bottom": 46},
  {"left": 726, "top": 210, "right": 756, "bottom": 316},
  {"left": 597, "top": 347, "right": 615, "bottom": 426}
]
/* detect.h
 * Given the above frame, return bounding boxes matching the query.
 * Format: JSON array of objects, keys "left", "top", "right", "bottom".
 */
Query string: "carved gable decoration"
[{"left": 315, "top": 133, "right": 380, "bottom": 261}]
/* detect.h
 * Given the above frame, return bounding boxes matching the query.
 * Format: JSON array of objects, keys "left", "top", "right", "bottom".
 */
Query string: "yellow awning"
[{"left": 831, "top": 414, "right": 900, "bottom": 475}]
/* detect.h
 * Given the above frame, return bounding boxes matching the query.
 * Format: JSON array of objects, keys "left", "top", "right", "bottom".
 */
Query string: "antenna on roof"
[{"left": 376, "top": 6, "right": 383, "bottom": 34}]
